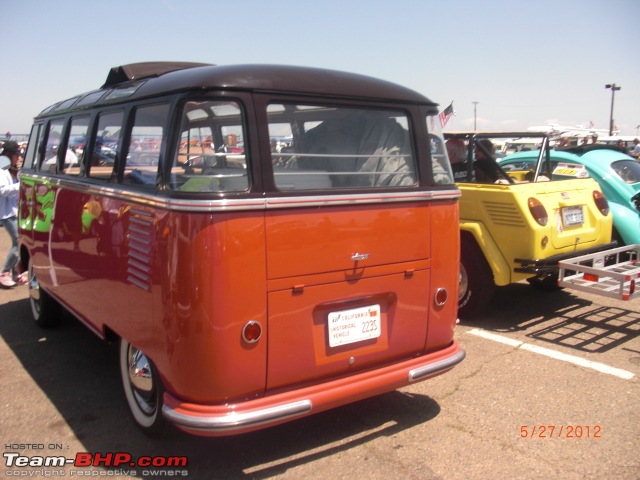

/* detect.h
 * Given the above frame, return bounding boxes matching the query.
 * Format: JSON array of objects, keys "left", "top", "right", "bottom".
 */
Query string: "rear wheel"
[
  {"left": 119, "top": 339, "right": 168, "bottom": 436},
  {"left": 28, "top": 259, "right": 61, "bottom": 328},
  {"left": 458, "top": 237, "right": 495, "bottom": 318}
]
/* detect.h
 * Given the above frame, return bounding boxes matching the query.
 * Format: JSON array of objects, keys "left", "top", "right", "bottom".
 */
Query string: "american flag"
[{"left": 439, "top": 102, "right": 454, "bottom": 128}]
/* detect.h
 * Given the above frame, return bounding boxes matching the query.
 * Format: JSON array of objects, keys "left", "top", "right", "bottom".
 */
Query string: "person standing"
[
  {"left": 473, "top": 138, "right": 497, "bottom": 182},
  {"left": 446, "top": 138, "right": 470, "bottom": 182},
  {"left": 0, "top": 141, "right": 25, "bottom": 288},
  {"left": 631, "top": 138, "right": 640, "bottom": 158}
]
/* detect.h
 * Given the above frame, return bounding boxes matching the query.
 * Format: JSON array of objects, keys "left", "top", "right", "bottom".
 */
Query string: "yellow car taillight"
[
  {"left": 528, "top": 197, "right": 548, "bottom": 226},
  {"left": 593, "top": 190, "right": 610, "bottom": 216}
]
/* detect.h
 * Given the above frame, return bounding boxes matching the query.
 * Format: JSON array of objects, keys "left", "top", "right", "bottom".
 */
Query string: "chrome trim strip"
[
  {"left": 408, "top": 349, "right": 466, "bottom": 382},
  {"left": 130, "top": 212, "right": 154, "bottom": 223},
  {"left": 128, "top": 233, "right": 152, "bottom": 244},
  {"left": 162, "top": 400, "right": 313, "bottom": 432},
  {"left": 127, "top": 267, "right": 150, "bottom": 283},
  {"left": 127, "top": 259, "right": 150, "bottom": 273},
  {"left": 264, "top": 191, "right": 459, "bottom": 209},
  {"left": 127, "top": 275, "right": 151, "bottom": 292},
  {"left": 128, "top": 250, "right": 150, "bottom": 264},
  {"left": 20, "top": 172, "right": 460, "bottom": 213},
  {"left": 129, "top": 220, "right": 153, "bottom": 231}
]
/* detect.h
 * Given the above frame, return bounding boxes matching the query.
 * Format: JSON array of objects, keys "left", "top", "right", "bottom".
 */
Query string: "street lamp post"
[{"left": 605, "top": 83, "right": 621, "bottom": 136}]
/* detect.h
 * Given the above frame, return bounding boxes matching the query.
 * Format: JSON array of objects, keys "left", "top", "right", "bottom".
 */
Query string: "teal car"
[{"left": 500, "top": 145, "right": 640, "bottom": 245}]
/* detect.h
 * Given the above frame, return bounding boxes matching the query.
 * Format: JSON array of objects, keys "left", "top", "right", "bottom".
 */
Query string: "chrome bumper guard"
[{"left": 163, "top": 400, "right": 313, "bottom": 433}]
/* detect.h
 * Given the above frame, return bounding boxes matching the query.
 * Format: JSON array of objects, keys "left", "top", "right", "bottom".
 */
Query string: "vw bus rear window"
[{"left": 268, "top": 103, "right": 417, "bottom": 190}]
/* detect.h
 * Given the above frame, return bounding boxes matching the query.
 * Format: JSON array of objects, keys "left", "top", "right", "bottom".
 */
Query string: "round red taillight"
[
  {"left": 242, "top": 321, "right": 262, "bottom": 344},
  {"left": 528, "top": 197, "right": 548, "bottom": 226},
  {"left": 434, "top": 288, "right": 448, "bottom": 307},
  {"left": 593, "top": 190, "right": 610, "bottom": 216}
]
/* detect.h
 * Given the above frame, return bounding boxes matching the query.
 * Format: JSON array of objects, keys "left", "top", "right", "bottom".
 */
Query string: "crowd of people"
[{"left": 558, "top": 134, "right": 640, "bottom": 157}]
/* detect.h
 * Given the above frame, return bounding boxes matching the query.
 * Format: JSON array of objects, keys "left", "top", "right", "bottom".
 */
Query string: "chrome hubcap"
[{"left": 126, "top": 345, "right": 156, "bottom": 415}]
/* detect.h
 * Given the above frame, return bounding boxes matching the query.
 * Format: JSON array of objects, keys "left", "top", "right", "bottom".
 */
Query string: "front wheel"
[
  {"left": 119, "top": 339, "right": 168, "bottom": 436},
  {"left": 458, "top": 237, "right": 495, "bottom": 318},
  {"left": 28, "top": 260, "right": 61, "bottom": 328}
]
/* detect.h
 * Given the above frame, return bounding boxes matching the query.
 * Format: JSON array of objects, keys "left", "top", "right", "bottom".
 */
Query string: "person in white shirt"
[
  {"left": 0, "top": 141, "right": 25, "bottom": 288},
  {"left": 631, "top": 138, "right": 640, "bottom": 159}
]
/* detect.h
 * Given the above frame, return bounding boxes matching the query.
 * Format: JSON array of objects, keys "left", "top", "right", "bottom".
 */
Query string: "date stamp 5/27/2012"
[{"left": 520, "top": 425, "right": 602, "bottom": 439}]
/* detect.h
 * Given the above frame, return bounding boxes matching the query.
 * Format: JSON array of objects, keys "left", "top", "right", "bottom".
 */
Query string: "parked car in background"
[
  {"left": 445, "top": 132, "right": 615, "bottom": 318},
  {"left": 500, "top": 144, "right": 640, "bottom": 246}
]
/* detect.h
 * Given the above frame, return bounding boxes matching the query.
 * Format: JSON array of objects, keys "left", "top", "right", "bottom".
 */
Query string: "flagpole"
[{"left": 473, "top": 101, "right": 479, "bottom": 131}]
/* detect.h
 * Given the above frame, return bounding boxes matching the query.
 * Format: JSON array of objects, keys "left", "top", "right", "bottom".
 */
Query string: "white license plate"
[
  {"left": 328, "top": 304, "right": 381, "bottom": 347},
  {"left": 562, "top": 206, "right": 584, "bottom": 226}
]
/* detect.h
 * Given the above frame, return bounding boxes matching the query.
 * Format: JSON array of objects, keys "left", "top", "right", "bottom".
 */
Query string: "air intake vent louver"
[
  {"left": 483, "top": 201, "right": 526, "bottom": 227},
  {"left": 126, "top": 209, "right": 154, "bottom": 291}
]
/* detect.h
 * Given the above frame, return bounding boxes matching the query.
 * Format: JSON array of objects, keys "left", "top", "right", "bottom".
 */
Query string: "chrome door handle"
[{"left": 351, "top": 253, "right": 370, "bottom": 261}]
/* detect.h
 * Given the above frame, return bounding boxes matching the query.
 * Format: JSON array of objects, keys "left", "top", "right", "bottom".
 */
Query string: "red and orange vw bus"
[{"left": 18, "top": 62, "right": 463, "bottom": 436}]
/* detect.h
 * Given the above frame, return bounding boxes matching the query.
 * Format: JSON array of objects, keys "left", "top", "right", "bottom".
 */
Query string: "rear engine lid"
[
  {"left": 264, "top": 202, "right": 432, "bottom": 390},
  {"left": 532, "top": 178, "right": 609, "bottom": 249}
]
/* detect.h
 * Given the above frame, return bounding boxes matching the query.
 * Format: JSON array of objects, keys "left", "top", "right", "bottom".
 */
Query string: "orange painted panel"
[
  {"left": 267, "top": 270, "right": 430, "bottom": 390},
  {"left": 266, "top": 202, "right": 430, "bottom": 279}
]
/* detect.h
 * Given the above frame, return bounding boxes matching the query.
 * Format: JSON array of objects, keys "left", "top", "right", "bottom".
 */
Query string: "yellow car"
[{"left": 445, "top": 132, "right": 615, "bottom": 317}]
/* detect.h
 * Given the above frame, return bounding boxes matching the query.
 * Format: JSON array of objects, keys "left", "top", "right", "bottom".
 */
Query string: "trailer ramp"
[{"left": 558, "top": 245, "right": 640, "bottom": 301}]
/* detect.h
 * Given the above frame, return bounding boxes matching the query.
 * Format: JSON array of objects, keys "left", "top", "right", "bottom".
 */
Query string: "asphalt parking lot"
[{"left": 0, "top": 230, "right": 638, "bottom": 479}]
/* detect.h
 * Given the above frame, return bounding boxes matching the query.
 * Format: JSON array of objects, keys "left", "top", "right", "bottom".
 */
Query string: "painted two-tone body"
[{"left": 19, "top": 63, "right": 463, "bottom": 436}]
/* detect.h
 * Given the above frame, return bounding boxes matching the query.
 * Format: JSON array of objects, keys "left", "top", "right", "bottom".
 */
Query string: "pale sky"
[{"left": 2, "top": 0, "right": 638, "bottom": 136}]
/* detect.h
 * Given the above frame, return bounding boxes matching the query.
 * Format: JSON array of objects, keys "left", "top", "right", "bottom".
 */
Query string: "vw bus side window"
[
  {"left": 268, "top": 104, "right": 417, "bottom": 190},
  {"left": 122, "top": 103, "right": 169, "bottom": 187},
  {"left": 41, "top": 119, "right": 66, "bottom": 173},
  {"left": 23, "top": 123, "right": 43, "bottom": 170},
  {"left": 170, "top": 100, "right": 248, "bottom": 192},
  {"left": 88, "top": 111, "right": 124, "bottom": 181},
  {"left": 61, "top": 116, "right": 90, "bottom": 176},
  {"left": 426, "top": 113, "right": 454, "bottom": 185}
]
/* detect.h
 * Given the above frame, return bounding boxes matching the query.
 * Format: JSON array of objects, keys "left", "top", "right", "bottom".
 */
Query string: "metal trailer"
[{"left": 558, "top": 245, "right": 640, "bottom": 301}]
